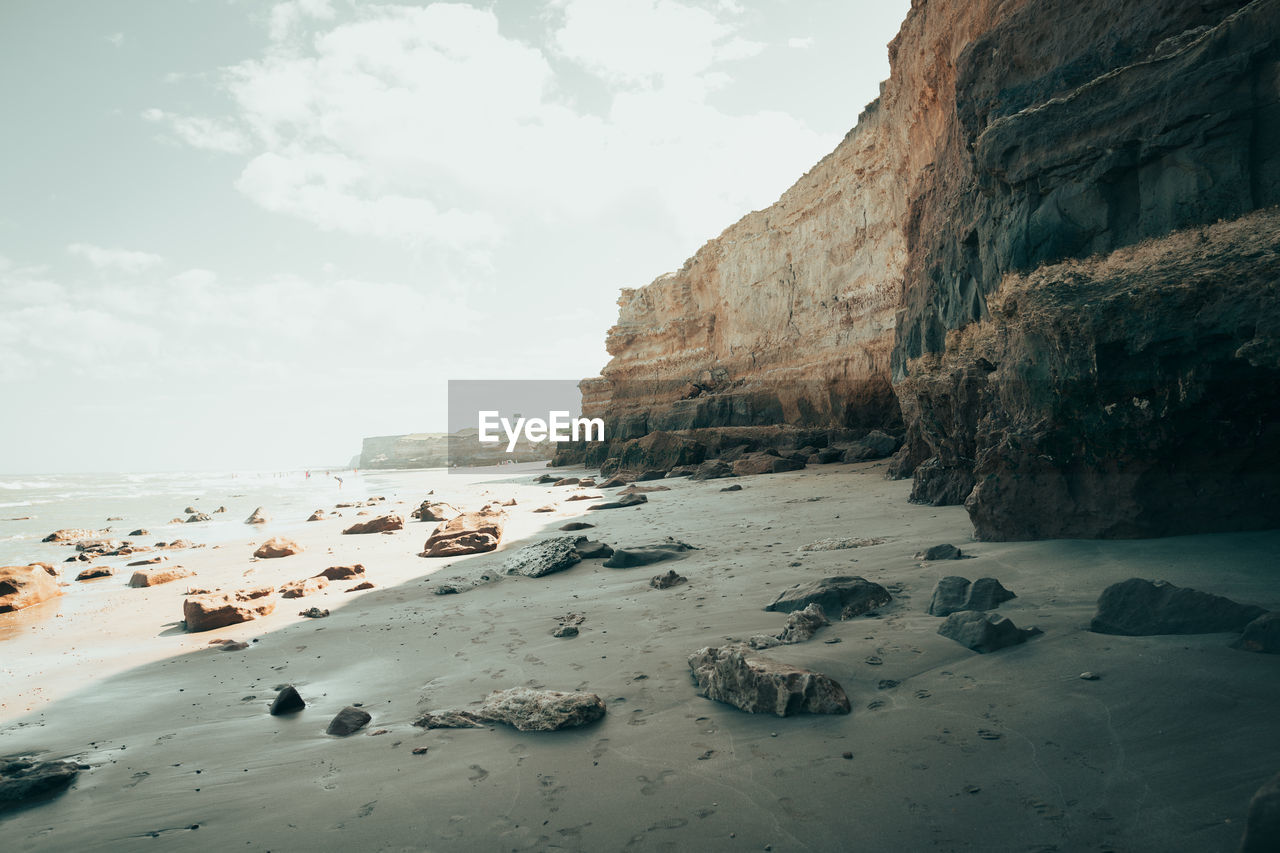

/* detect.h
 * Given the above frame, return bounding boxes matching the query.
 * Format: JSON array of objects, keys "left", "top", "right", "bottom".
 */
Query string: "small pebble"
[
  {"left": 1079, "top": 671, "right": 1100, "bottom": 681},
  {"left": 841, "top": 751, "right": 853, "bottom": 760}
]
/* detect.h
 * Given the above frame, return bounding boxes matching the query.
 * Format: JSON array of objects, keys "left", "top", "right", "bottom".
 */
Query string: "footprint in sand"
[
  {"left": 637, "top": 770, "right": 675, "bottom": 795},
  {"left": 914, "top": 689, "right": 932, "bottom": 699},
  {"left": 590, "top": 738, "right": 610, "bottom": 760},
  {"left": 357, "top": 801, "right": 376, "bottom": 818},
  {"left": 469, "top": 765, "right": 489, "bottom": 783}
]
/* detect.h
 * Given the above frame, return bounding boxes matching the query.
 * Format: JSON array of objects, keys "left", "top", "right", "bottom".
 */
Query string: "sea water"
[{"left": 0, "top": 468, "right": 450, "bottom": 567}]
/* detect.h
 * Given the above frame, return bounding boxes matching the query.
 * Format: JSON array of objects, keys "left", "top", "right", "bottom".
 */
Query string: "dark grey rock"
[
  {"left": 842, "top": 431, "right": 900, "bottom": 462},
  {"left": 298, "top": 607, "right": 330, "bottom": 617},
  {"left": 269, "top": 685, "right": 305, "bottom": 715},
  {"left": 0, "top": 758, "right": 80, "bottom": 812},
  {"left": 552, "top": 624, "right": 579, "bottom": 638},
  {"left": 650, "top": 570, "right": 687, "bottom": 589},
  {"left": 476, "top": 688, "right": 606, "bottom": 731},
  {"left": 1233, "top": 613, "right": 1280, "bottom": 654},
  {"left": 586, "top": 493, "right": 648, "bottom": 511},
  {"left": 690, "top": 460, "right": 734, "bottom": 481},
  {"left": 938, "top": 611, "right": 1036, "bottom": 653},
  {"left": 916, "top": 543, "right": 963, "bottom": 560},
  {"left": 928, "top": 576, "right": 1016, "bottom": 616},
  {"left": 503, "top": 537, "right": 582, "bottom": 578},
  {"left": 1091, "top": 578, "right": 1268, "bottom": 636},
  {"left": 635, "top": 469, "right": 667, "bottom": 481},
  {"left": 559, "top": 522, "right": 595, "bottom": 531},
  {"left": 688, "top": 645, "right": 850, "bottom": 716},
  {"left": 1241, "top": 770, "right": 1280, "bottom": 853},
  {"left": 573, "top": 539, "right": 614, "bottom": 559},
  {"left": 764, "top": 576, "right": 891, "bottom": 621},
  {"left": 326, "top": 706, "right": 372, "bottom": 736},
  {"left": 603, "top": 539, "right": 696, "bottom": 568},
  {"left": 750, "top": 603, "right": 829, "bottom": 649},
  {"left": 412, "top": 710, "right": 486, "bottom": 729},
  {"left": 720, "top": 484, "right": 743, "bottom": 492}
]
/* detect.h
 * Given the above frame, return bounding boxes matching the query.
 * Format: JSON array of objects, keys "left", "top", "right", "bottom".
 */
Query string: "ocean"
[{"left": 0, "top": 468, "right": 445, "bottom": 568}]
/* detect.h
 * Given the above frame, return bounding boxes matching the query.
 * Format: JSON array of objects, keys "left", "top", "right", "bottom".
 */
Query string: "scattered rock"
[
  {"left": 720, "top": 484, "right": 743, "bottom": 492},
  {"left": 764, "top": 576, "right": 891, "bottom": 621},
  {"left": 314, "top": 564, "right": 364, "bottom": 581},
  {"left": 666, "top": 465, "right": 698, "bottom": 478},
  {"left": 553, "top": 478, "right": 580, "bottom": 487},
  {"left": 342, "top": 514, "right": 404, "bottom": 534},
  {"left": 938, "top": 611, "right": 1038, "bottom": 653},
  {"left": 42, "top": 528, "right": 105, "bottom": 543},
  {"left": 926, "top": 576, "right": 1016, "bottom": 616},
  {"left": 0, "top": 565, "right": 62, "bottom": 612},
  {"left": 346, "top": 581, "right": 375, "bottom": 592},
  {"left": 126, "top": 556, "right": 164, "bottom": 566},
  {"left": 915, "top": 543, "right": 963, "bottom": 560},
  {"left": 798, "top": 537, "right": 885, "bottom": 551},
  {"left": 1233, "top": 613, "right": 1280, "bottom": 654},
  {"left": 1240, "top": 770, "right": 1280, "bottom": 853},
  {"left": 1079, "top": 672, "right": 1100, "bottom": 681},
  {"left": 0, "top": 757, "right": 80, "bottom": 812},
  {"left": 128, "top": 567, "right": 196, "bottom": 588},
  {"left": 533, "top": 506, "right": 556, "bottom": 513},
  {"left": 688, "top": 645, "right": 850, "bottom": 716},
  {"left": 245, "top": 507, "right": 269, "bottom": 525},
  {"left": 552, "top": 624, "right": 579, "bottom": 638},
  {"left": 587, "top": 494, "right": 648, "bottom": 511},
  {"left": 412, "top": 710, "right": 487, "bottom": 729},
  {"left": 128, "top": 528, "right": 149, "bottom": 537},
  {"left": 564, "top": 494, "right": 603, "bottom": 502},
  {"left": 559, "top": 522, "right": 595, "bottom": 531},
  {"left": 533, "top": 473, "right": 560, "bottom": 484},
  {"left": 268, "top": 686, "right": 306, "bottom": 715},
  {"left": 476, "top": 687, "right": 606, "bottom": 731},
  {"left": 30, "top": 562, "right": 57, "bottom": 577},
  {"left": 620, "top": 484, "right": 670, "bottom": 494},
  {"left": 183, "top": 588, "right": 276, "bottom": 632},
  {"left": 504, "top": 537, "right": 582, "bottom": 578},
  {"left": 603, "top": 539, "right": 696, "bottom": 568},
  {"left": 186, "top": 512, "right": 212, "bottom": 523},
  {"left": 650, "top": 570, "right": 687, "bottom": 589},
  {"left": 279, "top": 577, "right": 329, "bottom": 598},
  {"left": 842, "top": 430, "right": 899, "bottom": 461},
  {"left": 299, "top": 607, "right": 329, "bottom": 618},
  {"left": 412, "top": 501, "right": 459, "bottom": 522},
  {"left": 690, "top": 460, "right": 734, "bottom": 481},
  {"left": 420, "top": 511, "right": 504, "bottom": 557},
  {"left": 74, "top": 567, "right": 114, "bottom": 581},
  {"left": 599, "top": 476, "right": 630, "bottom": 488},
  {"left": 750, "top": 603, "right": 830, "bottom": 649},
  {"left": 253, "top": 537, "right": 303, "bottom": 559},
  {"left": 307, "top": 510, "right": 326, "bottom": 522},
  {"left": 326, "top": 706, "right": 371, "bottom": 736},
  {"left": 1090, "top": 578, "right": 1268, "bottom": 635},
  {"left": 635, "top": 469, "right": 666, "bottom": 482},
  {"left": 573, "top": 539, "right": 614, "bottom": 559},
  {"left": 214, "top": 506, "right": 227, "bottom": 514}
]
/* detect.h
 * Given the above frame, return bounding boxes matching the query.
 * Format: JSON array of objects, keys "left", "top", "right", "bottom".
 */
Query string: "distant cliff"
[
  {"left": 359, "top": 432, "right": 551, "bottom": 469},
  {"left": 578, "top": 0, "right": 1280, "bottom": 539}
]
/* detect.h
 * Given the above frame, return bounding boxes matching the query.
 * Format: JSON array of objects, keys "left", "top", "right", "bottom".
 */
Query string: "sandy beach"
[{"left": 2, "top": 460, "right": 1278, "bottom": 851}]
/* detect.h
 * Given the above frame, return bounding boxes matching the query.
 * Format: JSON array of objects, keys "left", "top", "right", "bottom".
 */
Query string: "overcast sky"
[{"left": 0, "top": 0, "right": 909, "bottom": 474}]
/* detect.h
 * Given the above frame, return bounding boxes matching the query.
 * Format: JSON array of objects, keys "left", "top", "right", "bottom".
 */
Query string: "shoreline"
[{"left": 1, "top": 460, "right": 1278, "bottom": 850}]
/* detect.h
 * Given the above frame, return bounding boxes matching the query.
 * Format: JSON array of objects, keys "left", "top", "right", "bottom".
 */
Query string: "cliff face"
[{"left": 582, "top": 0, "right": 1280, "bottom": 539}]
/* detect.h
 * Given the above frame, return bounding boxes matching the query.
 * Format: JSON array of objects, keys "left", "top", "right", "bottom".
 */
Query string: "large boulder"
[
  {"left": 926, "top": 576, "right": 1016, "bottom": 616},
  {"left": 183, "top": 588, "right": 276, "bottom": 632},
  {"left": 688, "top": 645, "right": 850, "bottom": 716},
  {"left": 412, "top": 501, "right": 459, "bottom": 522},
  {"left": 128, "top": 567, "right": 196, "bottom": 588},
  {"left": 938, "top": 611, "right": 1036, "bottom": 653},
  {"left": 1241, "top": 771, "right": 1280, "bottom": 853},
  {"left": 503, "top": 537, "right": 582, "bottom": 578},
  {"left": 690, "top": 460, "right": 734, "bottom": 481},
  {"left": 764, "top": 576, "right": 891, "bottom": 621},
  {"left": 420, "top": 511, "right": 504, "bottom": 557},
  {"left": 315, "top": 564, "right": 364, "bottom": 581},
  {"left": 750, "top": 603, "right": 830, "bottom": 649},
  {"left": 342, "top": 514, "right": 404, "bottom": 534},
  {"left": 1233, "top": 613, "right": 1280, "bottom": 655},
  {"left": 253, "top": 537, "right": 303, "bottom": 559},
  {"left": 842, "top": 430, "right": 900, "bottom": 462},
  {"left": 326, "top": 706, "right": 371, "bottom": 736},
  {"left": 476, "top": 687, "right": 606, "bottom": 732},
  {"left": 1090, "top": 578, "right": 1268, "bottom": 636},
  {"left": 0, "top": 757, "right": 80, "bottom": 812},
  {"left": 0, "top": 565, "right": 61, "bottom": 613}
]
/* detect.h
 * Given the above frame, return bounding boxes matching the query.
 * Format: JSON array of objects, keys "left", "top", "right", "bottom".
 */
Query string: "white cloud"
[
  {"left": 142, "top": 108, "right": 252, "bottom": 154},
  {"left": 269, "top": 0, "right": 336, "bottom": 42},
  {"left": 788, "top": 37, "right": 815, "bottom": 49},
  {"left": 66, "top": 243, "right": 163, "bottom": 273},
  {"left": 171, "top": 268, "right": 218, "bottom": 288},
  {"left": 553, "top": 0, "right": 762, "bottom": 88},
  {"left": 106, "top": 32, "right": 125, "bottom": 48}
]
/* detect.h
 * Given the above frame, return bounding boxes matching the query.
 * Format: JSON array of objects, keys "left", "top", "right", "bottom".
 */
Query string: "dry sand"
[{"left": 2, "top": 460, "right": 1278, "bottom": 851}]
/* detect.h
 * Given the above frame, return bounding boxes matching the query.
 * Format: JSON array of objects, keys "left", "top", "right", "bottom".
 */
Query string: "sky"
[{"left": 0, "top": 0, "right": 910, "bottom": 473}]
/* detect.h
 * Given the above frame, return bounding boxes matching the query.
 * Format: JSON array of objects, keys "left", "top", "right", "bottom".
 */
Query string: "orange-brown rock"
[
  {"left": 128, "top": 567, "right": 196, "bottom": 588},
  {"left": 420, "top": 511, "right": 504, "bottom": 558},
  {"left": 342, "top": 514, "right": 404, "bottom": 534},
  {"left": 279, "top": 576, "right": 329, "bottom": 598},
  {"left": 253, "top": 537, "right": 303, "bottom": 559},
  {"left": 314, "top": 564, "right": 364, "bottom": 581},
  {"left": 183, "top": 587, "right": 276, "bottom": 632},
  {"left": 0, "top": 565, "right": 62, "bottom": 612},
  {"left": 42, "top": 528, "right": 106, "bottom": 543}
]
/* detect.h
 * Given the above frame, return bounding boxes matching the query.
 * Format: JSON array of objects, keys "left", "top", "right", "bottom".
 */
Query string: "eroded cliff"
[{"left": 580, "top": 0, "right": 1280, "bottom": 539}]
